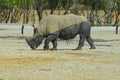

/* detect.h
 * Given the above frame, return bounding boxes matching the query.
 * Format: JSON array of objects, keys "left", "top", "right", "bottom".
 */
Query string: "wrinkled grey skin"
[{"left": 26, "top": 21, "right": 96, "bottom": 50}]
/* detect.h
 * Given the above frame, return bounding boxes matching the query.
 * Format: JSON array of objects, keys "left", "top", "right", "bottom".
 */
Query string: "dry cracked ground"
[{"left": 0, "top": 24, "right": 120, "bottom": 80}]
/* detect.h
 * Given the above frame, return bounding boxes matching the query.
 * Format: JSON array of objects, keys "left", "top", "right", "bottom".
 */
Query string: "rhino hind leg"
[
  {"left": 76, "top": 21, "right": 95, "bottom": 50},
  {"left": 44, "top": 34, "right": 58, "bottom": 50},
  {"left": 86, "top": 36, "right": 96, "bottom": 49}
]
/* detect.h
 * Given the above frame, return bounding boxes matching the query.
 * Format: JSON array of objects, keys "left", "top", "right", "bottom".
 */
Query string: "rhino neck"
[{"left": 26, "top": 35, "right": 43, "bottom": 50}]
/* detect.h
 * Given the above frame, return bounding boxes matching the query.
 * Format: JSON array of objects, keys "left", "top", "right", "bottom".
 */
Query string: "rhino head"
[{"left": 26, "top": 35, "right": 43, "bottom": 50}]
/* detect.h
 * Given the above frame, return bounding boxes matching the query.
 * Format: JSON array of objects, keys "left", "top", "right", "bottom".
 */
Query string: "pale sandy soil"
[{"left": 0, "top": 25, "right": 120, "bottom": 80}]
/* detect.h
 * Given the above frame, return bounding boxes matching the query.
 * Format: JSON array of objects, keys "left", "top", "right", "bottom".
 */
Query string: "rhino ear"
[
  {"left": 32, "top": 24, "right": 38, "bottom": 28},
  {"left": 33, "top": 28, "right": 37, "bottom": 35},
  {"left": 32, "top": 24, "right": 38, "bottom": 35}
]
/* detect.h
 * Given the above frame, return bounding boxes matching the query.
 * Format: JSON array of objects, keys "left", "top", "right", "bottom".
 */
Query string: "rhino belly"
[{"left": 59, "top": 24, "right": 80, "bottom": 40}]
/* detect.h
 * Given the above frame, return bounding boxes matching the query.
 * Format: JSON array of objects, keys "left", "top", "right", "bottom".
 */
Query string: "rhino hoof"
[
  {"left": 51, "top": 48, "right": 57, "bottom": 50},
  {"left": 75, "top": 47, "right": 82, "bottom": 50},
  {"left": 90, "top": 46, "right": 96, "bottom": 49}
]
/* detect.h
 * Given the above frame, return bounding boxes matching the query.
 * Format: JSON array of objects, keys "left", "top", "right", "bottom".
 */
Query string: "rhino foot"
[
  {"left": 51, "top": 48, "right": 57, "bottom": 50},
  {"left": 75, "top": 47, "right": 82, "bottom": 50},
  {"left": 90, "top": 46, "right": 96, "bottom": 49}
]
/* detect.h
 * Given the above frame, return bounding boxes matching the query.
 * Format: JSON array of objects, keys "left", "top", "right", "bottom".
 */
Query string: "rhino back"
[{"left": 35, "top": 14, "right": 88, "bottom": 37}]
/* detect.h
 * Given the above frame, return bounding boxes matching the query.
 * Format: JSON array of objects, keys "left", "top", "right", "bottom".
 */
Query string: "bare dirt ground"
[{"left": 0, "top": 24, "right": 120, "bottom": 80}]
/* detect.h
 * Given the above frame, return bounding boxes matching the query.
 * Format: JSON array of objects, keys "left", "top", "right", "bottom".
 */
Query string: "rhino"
[{"left": 26, "top": 14, "right": 96, "bottom": 50}]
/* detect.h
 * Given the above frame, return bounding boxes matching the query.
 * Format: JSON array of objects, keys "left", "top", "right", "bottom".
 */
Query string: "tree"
[
  {"left": 114, "top": 0, "right": 120, "bottom": 25},
  {"left": 48, "top": 0, "right": 59, "bottom": 14},
  {"left": 0, "top": 0, "right": 10, "bottom": 23}
]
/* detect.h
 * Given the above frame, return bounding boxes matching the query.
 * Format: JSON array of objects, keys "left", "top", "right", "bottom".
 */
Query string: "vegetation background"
[{"left": 0, "top": 0, "right": 120, "bottom": 26}]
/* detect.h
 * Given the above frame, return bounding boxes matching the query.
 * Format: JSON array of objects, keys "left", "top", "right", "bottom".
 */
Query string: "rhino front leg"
[
  {"left": 44, "top": 34, "right": 58, "bottom": 50},
  {"left": 51, "top": 39, "right": 57, "bottom": 50}
]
